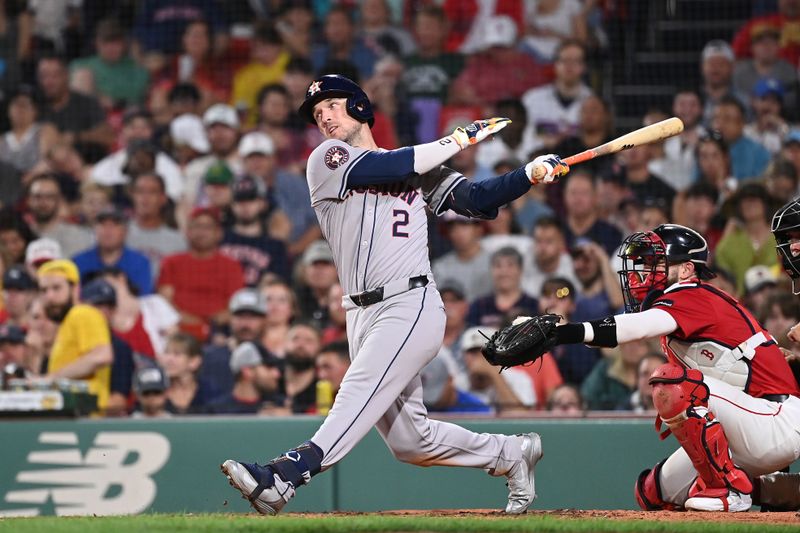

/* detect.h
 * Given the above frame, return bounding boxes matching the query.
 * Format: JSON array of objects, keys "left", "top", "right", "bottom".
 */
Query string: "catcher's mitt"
[{"left": 481, "top": 314, "right": 561, "bottom": 370}]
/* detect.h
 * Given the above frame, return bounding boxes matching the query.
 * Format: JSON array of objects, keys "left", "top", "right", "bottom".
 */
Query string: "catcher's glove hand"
[{"left": 481, "top": 314, "right": 561, "bottom": 370}]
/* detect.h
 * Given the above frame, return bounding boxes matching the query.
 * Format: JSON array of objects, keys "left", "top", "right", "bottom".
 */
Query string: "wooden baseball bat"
[{"left": 533, "top": 117, "right": 684, "bottom": 181}]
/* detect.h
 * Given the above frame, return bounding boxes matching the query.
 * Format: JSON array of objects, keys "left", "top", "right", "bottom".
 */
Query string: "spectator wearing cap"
[
  {"left": 80, "top": 278, "right": 136, "bottom": 417},
  {"left": 714, "top": 183, "right": 778, "bottom": 296},
  {"left": 200, "top": 287, "right": 269, "bottom": 400},
  {"left": 562, "top": 172, "right": 623, "bottom": 256},
  {"left": 0, "top": 209, "right": 37, "bottom": 266},
  {"left": 700, "top": 40, "right": 747, "bottom": 128},
  {"left": 311, "top": 7, "right": 377, "bottom": 81},
  {"left": 182, "top": 104, "right": 242, "bottom": 217},
  {"left": 296, "top": 241, "right": 338, "bottom": 331},
  {"left": 461, "top": 326, "right": 536, "bottom": 410},
  {"left": 37, "top": 259, "right": 113, "bottom": 410},
  {"left": 199, "top": 161, "right": 235, "bottom": 223},
  {"left": 69, "top": 18, "right": 150, "bottom": 109},
  {"left": 206, "top": 341, "right": 285, "bottom": 415},
  {"left": 219, "top": 176, "right": 290, "bottom": 285},
  {"left": 156, "top": 331, "right": 215, "bottom": 414},
  {"left": 96, "top": 267, "right": 179, "bottom": 360},
  {"left": 284, "top": 322, "right": 322, "bottom": 414},
  {"left": 421, "top": 353, "right": 490, "bottom": 414},
  {"left": 523, "top": 217, "right": 579, "bottom": 297},
  {"left": 570, "top": 239, "right": 624, "bottom": 321},
  {"left": 743, "top": 265, "right": 780, "bottom": 317},
  {"left": 232, "top": 21, "right": 290, "bottom": 126},
  {"left": 539, "top": 276, "right": 599, "bottom": 385},
  {"left": 36, "top": 55, "right": 114, "bottom": 151},
  {"left": 520, "top": 41, "right": 591, "bottom": 150},
  {"left": 239, "top": 131, "right": 320, "bottom": 255},
  {"left": 0, "top": 323, "right": 27, "bottom": 369},
  {"left": 1, "top": 265, "right": 37, "bottom": 327},
  {"left": 25, "top": 237, "right": 62, "bottom": 276},
  {"left": 733, "top": 22, "right": 797, "bottom": 118},
  {"left": 72, "top": 207, "right": 154, "bottom": 296},
  {"left": 451, "top": 15, "right": 550, "bottom": 108},
  {"left": 732, "top": 3, "right": 800, "bottom": 66},
  {"left": 0, "top": 87, "right": 59, "bottom": 177},
  {"left": 158, "top": 207, "right": 244, "bottom": 341},
  {"left": 782, "top": 129, "right": 800, "bottom": 178},
  {"left": 131, "top": 367, "right": 171, "bottom": 418},
  {"left": 744, "top": 78, "right": 790, "bottom": 155},
  {"left": 169, "top": 114, "right": 209, "bottom": 167},
  {"left": 438, "top": 280, "right": 470, "bottom": 376},
  {"left": 467, "top": 247, "right": 538, "bottom": 328},
  {"left": 432, "top": 213, "right": 491, "bottom": 302},
  {"left": 90, "top": 109, "right": 185, "bottom": 201},
  {"left": 127, "top": 172, "right": 187, "bottom": 280},
  {"left": 26, "top": 174, "right": 94, "bottom": 257}
]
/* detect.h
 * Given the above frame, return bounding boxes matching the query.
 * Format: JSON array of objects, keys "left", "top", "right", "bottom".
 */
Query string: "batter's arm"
[{"left": 551, "top": 308, "right": 679, "bottom": 348}]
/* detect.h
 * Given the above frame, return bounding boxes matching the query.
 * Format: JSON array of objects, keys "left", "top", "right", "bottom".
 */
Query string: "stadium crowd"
[{"left": 0, "top": 0, "right": 799, "bottom": 417}]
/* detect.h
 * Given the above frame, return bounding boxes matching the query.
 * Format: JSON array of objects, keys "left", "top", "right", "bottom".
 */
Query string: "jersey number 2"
[{"left": 392, "top": 209, "right": 409, "bottom": 238}]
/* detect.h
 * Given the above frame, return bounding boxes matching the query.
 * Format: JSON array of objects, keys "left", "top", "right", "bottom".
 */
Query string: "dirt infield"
[{"left": 374, "top": 508, "right": 800, "bottom": 525}]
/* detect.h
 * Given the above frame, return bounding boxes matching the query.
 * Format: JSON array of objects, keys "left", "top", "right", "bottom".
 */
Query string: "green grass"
[{"left": 0, "top": 513, "right": 797, "bottom": 533}]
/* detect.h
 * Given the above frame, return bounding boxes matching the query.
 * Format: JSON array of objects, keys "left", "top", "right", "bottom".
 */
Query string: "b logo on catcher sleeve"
[{"left": 324, "top": 146, "right": 350, "bottom": 170}]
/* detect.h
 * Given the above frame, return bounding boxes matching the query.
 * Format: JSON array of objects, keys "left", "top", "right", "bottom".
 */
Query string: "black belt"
[
  {"left": 349, "top": 275, "right": 429, "bottom": 307},
  {"left": 762, "top": 394, "right": 789, "bottom": 403}
]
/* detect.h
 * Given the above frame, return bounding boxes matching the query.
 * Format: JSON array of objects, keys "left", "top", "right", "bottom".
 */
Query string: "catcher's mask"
[
  {"left": 618, "top": 231, "right": 669, "bottom": 313},
  {"left": 618, "top": 224, "right": 716, "bottom": 312},
  {"left": 772, "top": 197, "right": 800, "bottom": 294}
]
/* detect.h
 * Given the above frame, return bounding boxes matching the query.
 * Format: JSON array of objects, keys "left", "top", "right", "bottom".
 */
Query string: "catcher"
[{"left": 484, "top": 223, "right": 800, "bottom": 512}]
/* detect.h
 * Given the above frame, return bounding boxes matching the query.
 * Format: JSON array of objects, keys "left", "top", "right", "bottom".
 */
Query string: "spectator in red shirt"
[
  {"left": 157, "top": 207, "right": 244, "bottom": 341},
  {"left": 732, "top": 0, "right": 800, "bottom": 65},
  {"left": 449, "top": 15, "right": 551, "bottom": 110}
]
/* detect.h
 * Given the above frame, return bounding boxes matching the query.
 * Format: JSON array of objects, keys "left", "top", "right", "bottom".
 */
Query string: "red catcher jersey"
[{"left": 650, "top": 282, "right": 800, "bottom": 398}]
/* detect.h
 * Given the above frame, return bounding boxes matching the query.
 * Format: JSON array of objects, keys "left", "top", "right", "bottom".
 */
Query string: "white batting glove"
[
  {"left": 450, "top": 117, "right": 511, "bottom": 150},
  {"left": 525, "top": 154, "right": 570, "bottom": 184},
  {"left": 511, "top": 316, "right": 533, "bottom": 326}
]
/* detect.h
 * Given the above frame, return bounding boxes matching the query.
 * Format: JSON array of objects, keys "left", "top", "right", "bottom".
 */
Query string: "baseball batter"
[
  {"left": 514, "top": 224, "right": 800, "bottom": 512},
  {"left": 221, "top": 74, "right": 568, "bottom": 515}
]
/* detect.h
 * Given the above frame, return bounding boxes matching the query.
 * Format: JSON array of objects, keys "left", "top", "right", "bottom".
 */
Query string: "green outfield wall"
[{"left": 0, "top": 416, "right": 791, "bottom": 516}]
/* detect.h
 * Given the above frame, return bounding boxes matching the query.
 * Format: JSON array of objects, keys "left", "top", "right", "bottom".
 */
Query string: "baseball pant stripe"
[
  {"left": 362, "top": 195, "right": 379, "bottom": 289},
  {"left": 353, "top": 194, "right": 367, "bottom": 291},
  {"left": 325, "top": 286, "right": 428, "bottom": 456}
]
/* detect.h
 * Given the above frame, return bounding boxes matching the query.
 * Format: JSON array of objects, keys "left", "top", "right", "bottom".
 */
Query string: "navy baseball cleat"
[
  {"left": 220, "top": 459, "right": 295, "bottom": 515},
  {"left": 505, "top": 432, "right": 543, "bottom": 514}
]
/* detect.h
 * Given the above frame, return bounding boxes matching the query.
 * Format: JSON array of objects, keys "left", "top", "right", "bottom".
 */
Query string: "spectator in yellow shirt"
[
  {"left": 231, "top": 21, "right": 290, "bottom": 126},
  {"left": 38, "top": 260, "right": 113, "bottom": 410}
]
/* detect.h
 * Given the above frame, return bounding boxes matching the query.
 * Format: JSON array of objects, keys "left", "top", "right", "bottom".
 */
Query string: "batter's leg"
[{"left": 374, "top": 373, "right": 541, "bottom": 513}]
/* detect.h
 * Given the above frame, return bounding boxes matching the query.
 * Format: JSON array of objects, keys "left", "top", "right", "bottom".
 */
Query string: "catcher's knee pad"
[
  {"left": 635, "top": 459, "right": 678, "bottom": 511},
  {"left": 649, "top": 364, "right": 752, "bottom": 497}
]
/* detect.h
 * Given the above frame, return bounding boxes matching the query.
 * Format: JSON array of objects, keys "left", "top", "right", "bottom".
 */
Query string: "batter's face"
[{"left": 313, "top": 98, "right": 363, "bottom": 143}]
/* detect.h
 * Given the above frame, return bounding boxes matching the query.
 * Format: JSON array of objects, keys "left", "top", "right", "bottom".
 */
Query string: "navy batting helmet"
[{"left": 298, "top": 74, "right": 374, "bottom": 128}]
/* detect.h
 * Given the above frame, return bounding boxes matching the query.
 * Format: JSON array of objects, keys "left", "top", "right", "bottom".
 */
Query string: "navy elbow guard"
[{"left": 587, "top": 317, "right": 619, "bottom": 348}]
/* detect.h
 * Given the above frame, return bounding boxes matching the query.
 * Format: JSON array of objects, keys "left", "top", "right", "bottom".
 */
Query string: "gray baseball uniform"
[{"left": 306, "top": 138, "right": 524, "bottom": 474}]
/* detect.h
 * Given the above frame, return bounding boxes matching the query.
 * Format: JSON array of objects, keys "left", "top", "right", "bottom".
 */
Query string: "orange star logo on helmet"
[{"left": 308, "top": 81, "right": 322, "bottom": 96}]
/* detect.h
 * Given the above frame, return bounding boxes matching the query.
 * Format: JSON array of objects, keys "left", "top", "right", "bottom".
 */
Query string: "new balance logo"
[{"left": 0, "top": 431, "right": 170, "bottom": 516}]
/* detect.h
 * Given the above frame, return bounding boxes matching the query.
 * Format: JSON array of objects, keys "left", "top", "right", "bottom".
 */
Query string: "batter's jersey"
[
  {"left": 649, "top": 281, "right": 799, "bottom": 398},
  {"left": 306, "top": 139, "right": 465, "bottom": 295}
]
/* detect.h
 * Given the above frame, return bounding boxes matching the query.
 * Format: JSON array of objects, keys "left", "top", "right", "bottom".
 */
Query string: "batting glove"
[
  {"left": 525, "top": 154, "right": 569, "bottom": 184},
  {"left": 450, "top": 117, "right": 511, "bottom": 150}
]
